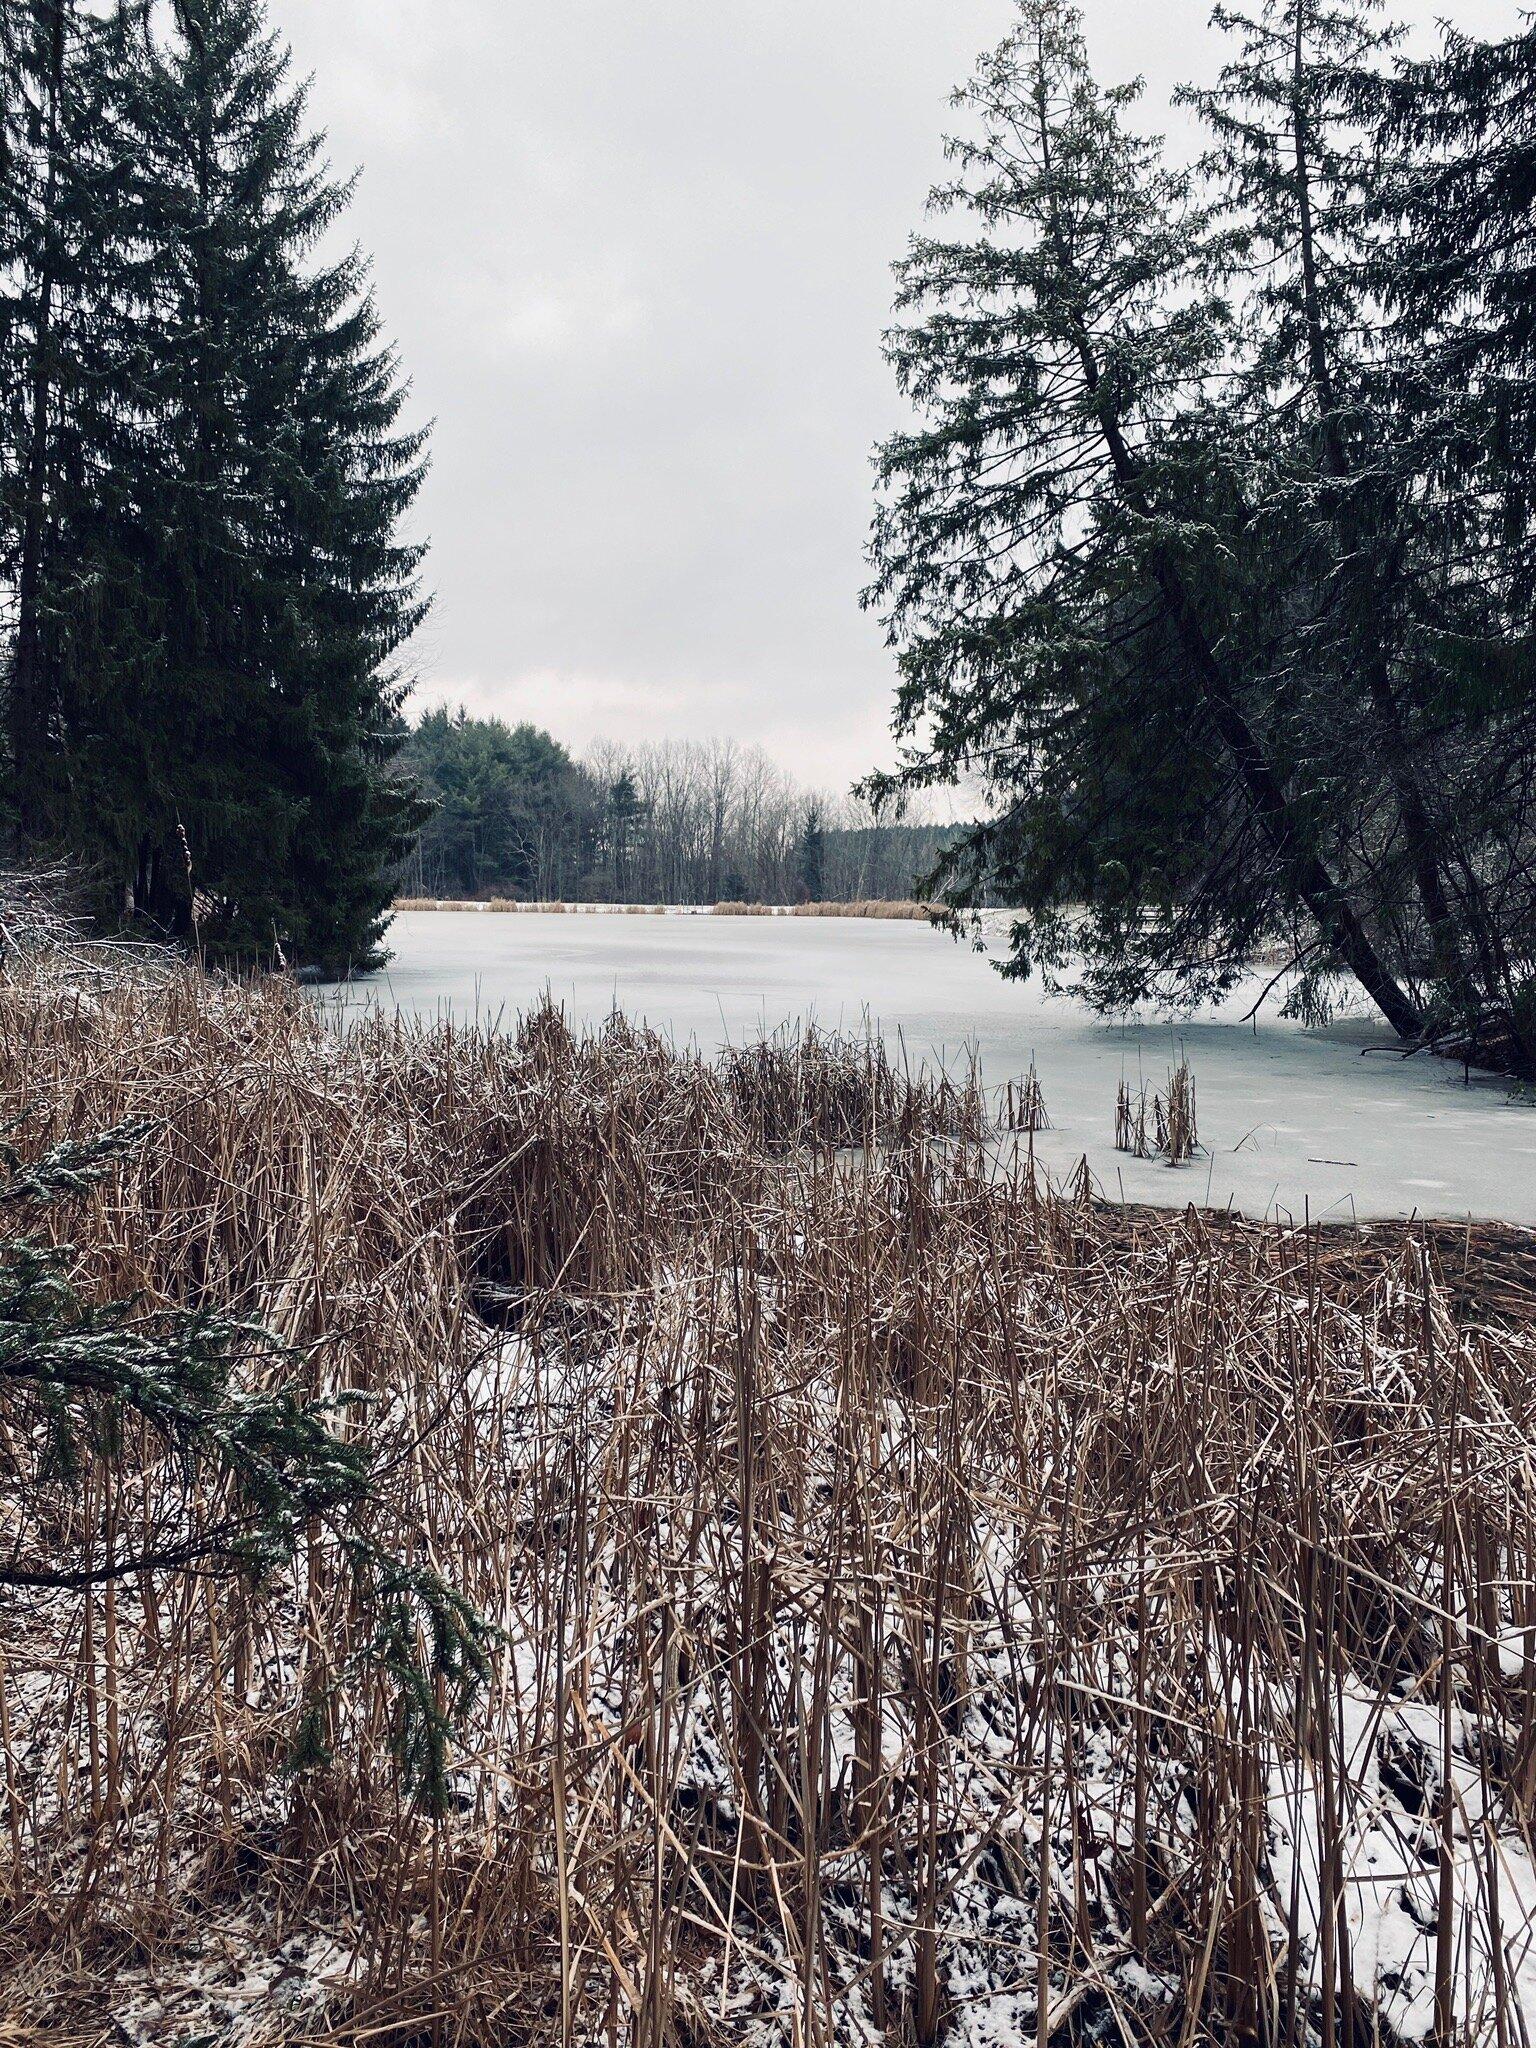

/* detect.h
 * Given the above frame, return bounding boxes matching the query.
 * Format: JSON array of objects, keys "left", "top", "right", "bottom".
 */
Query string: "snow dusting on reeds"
[{"left": 0, "top": 937, "right": 1533, "bottom": 2046}]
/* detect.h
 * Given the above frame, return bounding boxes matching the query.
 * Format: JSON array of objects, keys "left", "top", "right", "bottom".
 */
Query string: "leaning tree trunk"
[{"left": 1090, "top": 372, "right": 1422, "bottom": 1036}]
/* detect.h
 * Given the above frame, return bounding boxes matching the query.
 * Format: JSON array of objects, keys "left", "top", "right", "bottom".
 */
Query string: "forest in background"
[{"left": 399, "top": 709, "right": 955, "bottom": 906}]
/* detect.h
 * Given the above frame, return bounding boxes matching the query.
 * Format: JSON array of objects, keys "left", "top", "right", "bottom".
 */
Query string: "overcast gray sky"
[{"left": 276, "top": 0, "right": 1520, "bottom": 790}]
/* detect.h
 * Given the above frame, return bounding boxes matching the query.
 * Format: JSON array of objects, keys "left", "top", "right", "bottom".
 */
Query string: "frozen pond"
[{"left": 322, "top": 910, "right": 1536, "bottom": 1225}]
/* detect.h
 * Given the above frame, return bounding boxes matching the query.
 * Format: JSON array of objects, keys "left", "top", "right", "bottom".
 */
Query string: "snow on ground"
[{"left": 320, "top": 911, "right": 1536, "bottom": 1226}]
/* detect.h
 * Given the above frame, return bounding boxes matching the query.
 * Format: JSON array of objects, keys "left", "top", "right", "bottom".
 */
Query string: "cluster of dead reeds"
[
  {"left": 0, "top": 953, "right": 1533, "bottom": 2047},
  {"left": 720, "top": 1025, "right": 988, "bottom": 1152},
  {"left": 1002, "top": 1058, "right": 1051, "bottom": 1134},
  {"left": 1115, "top": 1062, "right": 1200, "bottom": 1165}
]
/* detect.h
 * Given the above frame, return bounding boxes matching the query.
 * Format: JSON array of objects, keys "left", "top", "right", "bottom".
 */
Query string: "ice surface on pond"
[{"left": 320, "top": 910, "right": 1536, "bottom": 1224}]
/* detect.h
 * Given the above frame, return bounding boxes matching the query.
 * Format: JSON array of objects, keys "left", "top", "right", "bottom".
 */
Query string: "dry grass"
[
  {"left": 0, "top": 953, "right": 1534, "bottom": 2045},
  {"left": 393, "top": 899, "right": 936, "bottom": 920},
  {"left": 394, "top": 898, "right": 671, "bottom": 915},
  {"left": 709, "top": 899, "right": 933, "bottom": 919}
]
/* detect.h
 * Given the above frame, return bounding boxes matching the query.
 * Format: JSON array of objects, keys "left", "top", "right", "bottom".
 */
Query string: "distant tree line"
[
  {"left": 871, "top": 0, "right": 1536, "bottom": 1070},
  {"left": 0, "top": 0, "right": 425, "bottom": 974},
  {"left": 400, "top": 709, "right": 955, "bottom": 906}
]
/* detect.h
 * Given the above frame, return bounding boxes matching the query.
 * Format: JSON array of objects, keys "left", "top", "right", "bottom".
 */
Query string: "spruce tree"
[
  {"left": 1381, "top": 21, "right": 1536, "bottom": 586},
  {"left": 118, "top": 0, "right": 429, "bottom": 972},
  {"left": 797, "top": 799, "right": 826, "bottom": 903},
  {"left": 2, "top": 0, "right": 428, "bottom": 974},
  {"left": 0, "top": 1, "right": 136, "bottom": 858},
  {"left": 865, "top": 0, "right": 1422, "bottom": 1032}
]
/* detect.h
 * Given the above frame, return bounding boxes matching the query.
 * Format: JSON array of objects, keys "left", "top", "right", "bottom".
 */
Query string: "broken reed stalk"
[
  {"left": 0, "top": 961, "right": 1530, "bottom": 2045},
  {"left": 1115, "top": 1076, "right": 1150, "bottom": 1157}
]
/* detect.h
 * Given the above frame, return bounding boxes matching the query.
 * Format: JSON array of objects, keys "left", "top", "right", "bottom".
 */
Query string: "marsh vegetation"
[{"left": 1, "top": 929, "right": 1534, "bottom": 2043}]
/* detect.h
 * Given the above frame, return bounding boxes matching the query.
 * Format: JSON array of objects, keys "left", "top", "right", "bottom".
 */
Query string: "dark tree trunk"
[{"left": 8, "top": 0, "right": 69, "bottom": 845}]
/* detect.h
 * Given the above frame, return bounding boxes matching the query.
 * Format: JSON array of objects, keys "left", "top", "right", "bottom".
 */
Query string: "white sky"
[{"left": 274, "top": 0, "right": 1523, "bottom": 789}]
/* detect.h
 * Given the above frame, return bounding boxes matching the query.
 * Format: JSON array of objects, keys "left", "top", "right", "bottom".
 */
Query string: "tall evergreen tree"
[
  {"left": 865, "top": 0, "right": 1422, "bottom": 1033},
  {"left": 1, "top": 0, "right": 428, "bottom": 974},
  {"left": 118, "top": 0, "right": 429, "bottom": 971},
  {"left": 1381, "top": 19, "right": 1536, "bottom": 585},
  {"left": 797, "top": 798, "right": 825, "bottom": 903},
  {"left": 0, "top": 1, "right": 134, "bottom": 854}
]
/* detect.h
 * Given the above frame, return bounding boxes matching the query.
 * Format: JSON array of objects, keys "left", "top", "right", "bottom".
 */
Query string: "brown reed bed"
[
  {"left": 394, "top": 897, "right": 672, "bottom": 915},
  {"left": 709, "top": 898, "right": 934, "bottom": 919},
  {"left": 393, "top": 898, "right": 935, "bottom": 919},
  {"left": 784, "top": 899, "right": 934, "bottom": 920},
  {"left": 0, "top": 950, "right": 1534, "bottom": 2046}
]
